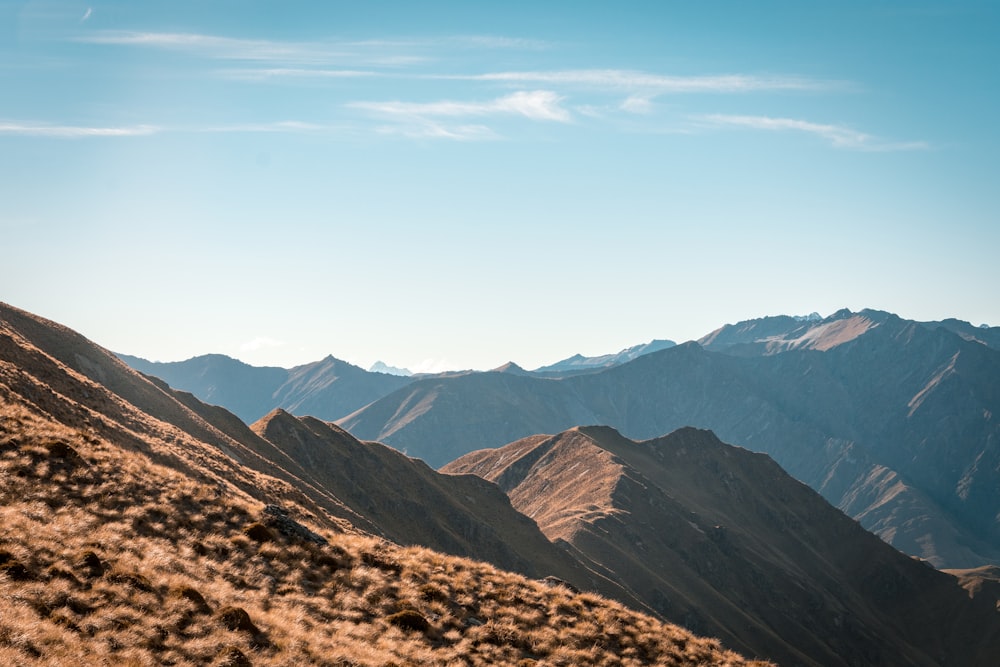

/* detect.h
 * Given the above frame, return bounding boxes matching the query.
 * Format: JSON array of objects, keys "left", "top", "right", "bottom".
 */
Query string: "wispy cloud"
[
  {"left": 701, "top": 114, "right": 928, "bottom": 151},
  {"left": 437, "top": 69, "right": 833, "bottom": 93},
  {"left": 220, "top": 68, "right": 378, "bottom": 81},
  {"left": 350, "top": 90, "right": 571, "bottom": 122},
  {"left": 0, "top": 122, "right": 159, "bottom": 138},
  {"left": 78, "top": 31, "right": 545, "bottom": 68},
  {"left": 80, "top": 7, "right": 92, "bottom": 22},
  {"left": 80, "top": 31, "right": 414, "bottom": 67},
  {"left": 196, "top": 121, "right": 328, "bottom": 134},
  {"left": 376, "top": 123, "right": 499, "bottom": 141}
]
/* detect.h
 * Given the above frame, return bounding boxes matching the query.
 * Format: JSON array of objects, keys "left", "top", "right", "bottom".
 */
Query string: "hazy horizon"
[{"left": 4, "top": 1, "right": 998, "bottom": 372}]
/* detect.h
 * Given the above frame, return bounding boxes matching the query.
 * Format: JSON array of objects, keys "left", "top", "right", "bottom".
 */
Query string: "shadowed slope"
[
  {"left": 446, "top": 426, "right": 1000, "bottom": 667},
  {"left": 249, "top": 409, "right": 648, "bottom": 611}
]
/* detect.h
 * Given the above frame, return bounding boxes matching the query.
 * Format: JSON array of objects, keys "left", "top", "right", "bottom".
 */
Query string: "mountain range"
[
  {"left": 2, "top": 302, "right": 770, "bottom": 666},
  {"left": 445, "top": 426, "right": 1000, "bottom": 665},
  {"left": 118, "top": 309, "right": 1000, "bottom": 570},
  {"left": 4, "top": 301, "right": 1000, "bottom": 664},
  {"left": 338, "top": 309, "right": 1000, "bottom": 570}
]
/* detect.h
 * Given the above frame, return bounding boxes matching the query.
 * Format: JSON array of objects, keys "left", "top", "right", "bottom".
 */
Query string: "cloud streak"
[
  {"left": 80, "top": 31, "right": 405, "bottom": 66},
  {"left": 701, "top": 114, "right": 928, "bottom": 151},
  {"left": 0, "top": 122, "right": 159, "bottom": 138},
  {"left": 437, "top": 69, "right": 833, "bottom": 93},
  {"left": 78, "top": 31, "right": 547, "bottom": 68},
  {"left": 350, "top": 90, "right": 571, "bottom": 123}
]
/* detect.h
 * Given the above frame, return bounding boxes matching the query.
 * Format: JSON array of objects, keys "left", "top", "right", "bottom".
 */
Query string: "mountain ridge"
[{"left": 444, "top": 425, "right": 1000, "bottom": 666}]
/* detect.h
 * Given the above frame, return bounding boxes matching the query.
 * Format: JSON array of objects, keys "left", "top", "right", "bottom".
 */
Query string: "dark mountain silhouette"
[
  {"left": 445, "top": 426, "right": 1000, "bottom": 666},
  {"left": 342, "top": 309, "right": 1000, "bottom": 568},
  {"left": 119, "top": 352, "right": 413, "bottom": 424}
]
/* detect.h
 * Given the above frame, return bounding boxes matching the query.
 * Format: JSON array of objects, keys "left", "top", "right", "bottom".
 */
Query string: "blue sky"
[{"left": 3, "top": 1, "right": 998, "bottom": 372}]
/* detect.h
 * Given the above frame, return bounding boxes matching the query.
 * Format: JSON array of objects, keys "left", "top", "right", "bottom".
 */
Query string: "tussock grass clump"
[{"left": 0, "top": 398, "right": 772, "bottom": 666}]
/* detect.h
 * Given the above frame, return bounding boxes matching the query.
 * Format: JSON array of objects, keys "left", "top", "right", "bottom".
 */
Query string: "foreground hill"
[
  {"left": 343, "top": 309, "right": 1000, "bottom": 568},
  {"left": 0, "top": 302, "right": 767, "bottom": 666},
  {"left": 445, "top": 426, "right": 1000, "bottom": 666},
  {"left": 119, "top": 352, "right": 413, "bottom": 424}
]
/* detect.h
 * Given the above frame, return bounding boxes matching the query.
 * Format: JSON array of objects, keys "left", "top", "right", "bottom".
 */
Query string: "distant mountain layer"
[
  {"left": 343, "top": 309, "right": 1000, "bottom": 569},
  {"left": 118, "top": 352, "right": 413, "bottom": 424},
  {"left": 532, "top": 338, "right": 676, "bottom": 374},
  {"left": 445, "top": 426, "right": 1000, "bottom": 667},
  {"left": 368, "top": 360, "right": 412, "bottom": 376}
]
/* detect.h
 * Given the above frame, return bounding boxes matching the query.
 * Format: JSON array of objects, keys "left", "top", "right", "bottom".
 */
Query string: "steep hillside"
[
  {"left": 1, "top": 302, "right": 641, "bottom": 602},
  {"left": 248, "top": 409, "right": 645, "bottom": 610},
  {"left": 120, "top": 352, "right": 413, "bottom": 424},
  {"left": 342, "top": 313, "right": 1000, "bottom": 568},
  {"left": 1, "top": 302, "right": 768, "bottom": 666},
  {"left": 445, "top": 426, "right": 1000, "bottom": 666}
]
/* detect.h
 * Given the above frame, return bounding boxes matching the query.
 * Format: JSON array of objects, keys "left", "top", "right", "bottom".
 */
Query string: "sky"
[{"left": 3, "top": 1, "right": 998, "bottom": 373}]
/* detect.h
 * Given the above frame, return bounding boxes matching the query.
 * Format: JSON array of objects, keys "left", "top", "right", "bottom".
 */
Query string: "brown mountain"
[
  {"left": 1, "top": 302, "right": 761, "bottom": 666},
  {"left": 342, "top": 309, "right": 1000, "bottom": 569},
  {"left": 246, "top": 408, "right": 644, "bottom": 607},
  {"left": 445, "top": 426, "right": 1000, "bottom": 666},
  {"left": 0, "top": 302, "right": 636, "bottom": 600}
]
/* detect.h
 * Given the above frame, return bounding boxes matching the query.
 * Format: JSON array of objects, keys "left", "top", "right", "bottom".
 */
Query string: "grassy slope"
[{"left": 0, "top": 303, "right": 768, "bottom": 666}]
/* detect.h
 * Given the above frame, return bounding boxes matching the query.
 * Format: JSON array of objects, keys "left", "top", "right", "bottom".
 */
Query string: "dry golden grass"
[{"left": 0, "top": 400, "right": 772, "bottom": 666}]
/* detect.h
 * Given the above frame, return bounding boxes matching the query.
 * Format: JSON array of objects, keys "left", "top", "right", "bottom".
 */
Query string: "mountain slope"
[
  {"left": 1, "top": 302, "right": 640, "bottom": 601},
  {"left": 342, "top": 311, "right": 1000, "bottom": 568},
  {"left": 247, "top": 408, "right": 647, "bottom": 610},
  {"left": 445, "top": 426, "right": 1000, "bottom": 667},
  {"left": 1, "top": 302, "right": 770, "bottom": 666}
]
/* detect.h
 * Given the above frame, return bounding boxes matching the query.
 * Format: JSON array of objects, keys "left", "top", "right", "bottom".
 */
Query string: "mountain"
[
  {"left": 445, "top": 426, "right": 1000, "bottom": 666},
  {"left": 119, "top": 352, "right": 413, "bottom": 424},
  {"left": 698, "top": 308, "right": 1000, "bottom": 355},
  {"left": 533, "top": 338, "right": 676, "bottom": 374},
  {"left": 341, "top": 309, "right": 1000, "bottom": 569},
  {"left": 247, "top": 408, "right": 643, "bottom": 607},
  {"left": 369, "top": 360, "right": 412, "bottom": 376},
  {"left": 1, "top": 301, "right": 767, "bottom": 666}
]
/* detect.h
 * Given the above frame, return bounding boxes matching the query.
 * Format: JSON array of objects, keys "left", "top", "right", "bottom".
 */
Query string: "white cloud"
[
  {"left": 0, "top": 122, "right": 159, "bottom": 137},
  {"left": 198, "top": 120, "right": 327, "bottom": 133},
  {"left": 240, "top": 336, "right": 285, "bottom": 352},
  {"left": 376, "top": 122, "right": 498, "bottom": 141},
  {"left": 701, "top": 114, "right": 929, "bottom": 151},
  {"left": 81, "top": 31, "right": 373, "bottom": 66},
  {"left": 620, "top": 95, "right": 654, "bottom": 114},
  {"left": 220, "top": 68, "right": 378, "bottom": 81},
  {"left": 438, "top": 69, "right": 832, "bottom": 93},
  {"left": 81, "top": 7, "right": 92, "bottom": 22},
  {"left": 351, "top": 90, "right": 571, "bottom": 122}
]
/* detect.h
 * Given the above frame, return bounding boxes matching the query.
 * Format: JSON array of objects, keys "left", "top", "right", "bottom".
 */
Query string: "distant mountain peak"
[
  {"left": 369, "top": 360, "right": 412, "bottom": 376},
  {"left": 533, "top": 338, "right": 676, "bottom": 374},
  {"left": 493, "top": 361, "right": 531, "bottom": 376}
]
